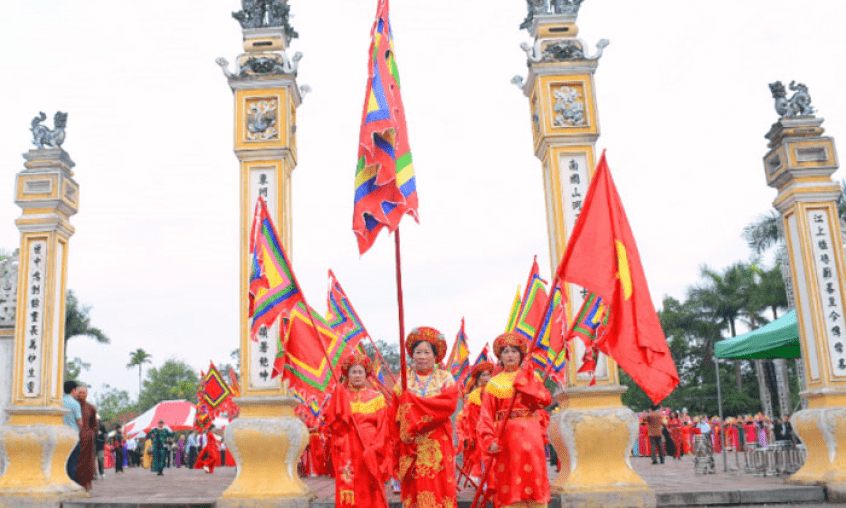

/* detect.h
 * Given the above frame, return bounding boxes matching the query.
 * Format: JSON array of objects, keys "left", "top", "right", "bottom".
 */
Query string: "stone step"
[{"left": 656, "top": 486, "right": 825, "bottom": 507}]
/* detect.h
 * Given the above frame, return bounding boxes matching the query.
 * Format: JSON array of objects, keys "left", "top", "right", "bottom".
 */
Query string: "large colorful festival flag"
[
  {"left": 450, "top": 318, "right": 471, "bottom": 383},
  {"left": 535, "top": 282, "right": 567, "bottom": 376},
  {"left": 195, "top": 362, "right": 239, "bottom": 431},
  {"left": 555, "top": 153, "right": 680, "bottom": 403},
  {"left": 276, "top": 302, "right": 346, "bottom": 399},
  {"left": 353, "top": 0, "right": 418, "bottom": 254},
  {"left": 249, "top": 197, "right": 303, "bottom": 339}
]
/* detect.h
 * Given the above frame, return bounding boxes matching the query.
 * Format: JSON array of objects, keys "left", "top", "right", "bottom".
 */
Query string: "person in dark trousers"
[
  {"left": 95, "top": 424, "right": 107, "bottom": 479},
  {"left": 644, "top": 404, "right": 665, "bottom": 464}
]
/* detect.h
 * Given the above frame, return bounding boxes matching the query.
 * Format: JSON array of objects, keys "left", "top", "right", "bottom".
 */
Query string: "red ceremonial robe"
[
  {"left": 195, "top": 431, "right": 220, "bottom": 473},
  {"left": 681, "top": 424, "right": 692, "bottom": 454},
  {"left": 479, "top": 364, "right": 552, "bottom": 507},
  {"left": 638, "top": 423, "right": 650, "bottom": 456},
  {"left": 712, "top": 425, "right": 722, "bottom": 453},
  {"left": 668, "top": 418, "right": 683, "bottom": 458},
  {"left": 325, "top": 384, "right": 390, "bottom": 508},
  {"left": 392, "top": 368, "right": 459, "bottom": 508},
  {"left": 463, "top": 387, "right": 485, "bottom": 478}
]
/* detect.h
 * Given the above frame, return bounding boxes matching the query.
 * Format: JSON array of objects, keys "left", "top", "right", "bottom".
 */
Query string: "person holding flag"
[
  {"left": 392, "top": 326, "right": 459, "bottom": 508},
  {"left": 324, "top": 352, "right": 391, "bottom": 508},
  {"left": 479, "top": 332, "right": 552, "bottom": 508},
  {"left": 461, "top": 361, "right": 494, "bottom": 484}
]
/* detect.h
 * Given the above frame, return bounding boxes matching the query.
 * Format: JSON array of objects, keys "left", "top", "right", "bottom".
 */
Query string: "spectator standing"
[
  {"left": 62, "top": 380, "right": 83, "bottom": 483},
  {"left": 95, "top": 424, "right": 107, "bottom": 479},
  {"left": 113, "top": 424, "right": 124, "bottom": 474},
  {"left": 125, "top": 434, "right": 136, "bottom": 467},
  {"left": 187, "top": 431, "right": 199, "bottom": 469},
  {"left": 644, "top": 405, "right": 664, "bottom": 465},
  {"left": 75, "top": 385, "right": 98, "bottom": 491}
]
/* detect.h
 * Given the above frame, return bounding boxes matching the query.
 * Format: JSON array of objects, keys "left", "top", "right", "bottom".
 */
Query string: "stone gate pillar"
[
  {"left": 763, "top": 81, "right": 846, "bottom": 501},
  {"left": 513, "top": 3, "right": 653, "bottom": 507},
  {"left": 0, "top": 113, "right": 85, "bottom": 507},
  {"left": 216, "top": 2, "right": 311, "bottom": 507}
]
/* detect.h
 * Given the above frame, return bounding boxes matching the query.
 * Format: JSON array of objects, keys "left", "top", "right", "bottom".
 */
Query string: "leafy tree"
[
  {"left": 64, "top": 356, "right": 90, "bottom": 382},
  {"left": 742, "top": 211, "right": 781, "bottom": 255},
  {"left": 127, "top": 348, "right": 152, "bottom": 406},
  {"left": 138, "top": 359, "right": 199, "bottom": 413},
  {"left": 94, "top": 384, "right": 134, "bottom": 427},
  {"left": 65, "top": 290, "right": 109, "bottom": 345},
  {"left": 362, "top": 339, "right": 401, "bottom": 374}
]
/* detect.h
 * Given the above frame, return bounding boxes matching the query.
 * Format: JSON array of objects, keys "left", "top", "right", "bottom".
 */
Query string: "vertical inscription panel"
[
  {"left": 21, "top": 239, "right": 47, "bottom": 398},
  {"left": 248, "top": 166, "right": 281, "bottom": 390},
  {"left": 806, "top": 208, "right": 846, "bottom": 379}
]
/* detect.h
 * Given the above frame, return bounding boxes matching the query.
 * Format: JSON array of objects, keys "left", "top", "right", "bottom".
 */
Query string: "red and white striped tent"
[{"left": 123, "top": 399, "right": 230, "bottom": 439}]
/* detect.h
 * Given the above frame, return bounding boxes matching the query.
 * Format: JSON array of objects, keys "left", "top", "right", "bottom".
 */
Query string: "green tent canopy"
[{"left": 714, "top": 310, "right": 801, "bottom": 359}]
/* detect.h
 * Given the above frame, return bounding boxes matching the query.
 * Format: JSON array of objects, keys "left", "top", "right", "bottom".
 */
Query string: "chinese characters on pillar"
[
  {"left": 23, "top": 240, "right": 47, "bottom": 397},
  {"left": 250, "top": 167, "right": 279, "bottom": 389},
  {"left": 808, "top": 210, "right": 846, "bottom": 376}
]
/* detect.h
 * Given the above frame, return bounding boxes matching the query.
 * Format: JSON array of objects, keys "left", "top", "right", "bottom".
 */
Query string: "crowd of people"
[
  {"left": 62, "top": 379, "right": 234, "bottom": 488},
  {"left": 635, "top": 405, "right": 796, "bottom": 464},
  {"left": 297, "top": 327, "right": 554, "bottom": 508}
]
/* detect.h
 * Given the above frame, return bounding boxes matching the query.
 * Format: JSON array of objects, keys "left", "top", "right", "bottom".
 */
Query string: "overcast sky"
[{"left": 1, "top": 1, "right": 845, "bottom": 401}]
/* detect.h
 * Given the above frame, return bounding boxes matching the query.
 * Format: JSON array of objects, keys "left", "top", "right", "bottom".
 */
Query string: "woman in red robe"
[
  {"left": 668, "top": 411, "right": 683, "bottom": 459},
  {"left": 680, "top": 421, "right": 692, "bottom": 455},
  {"left": 194, "top": 425, "right": 221, "bottom": 474},
  {"left": 479, "top": 332, "right": 552, "bottom": 508},
  {"left": 392, "top": 326, "right": 460, "bottom": 508},
  {"left": 325, "top": 352, "right": 390, "bottom": 508},
  {"left": 711, "top": 417, "right": 722, "bottom": 453},
  {"left": 638, "top": 419, "right": 649, "bottom": 457},
  {"left": 462, "top": 361, "right": 494, "bottom": 483}
]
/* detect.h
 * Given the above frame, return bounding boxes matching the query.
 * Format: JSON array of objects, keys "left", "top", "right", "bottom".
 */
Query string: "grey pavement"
[{"left": 61, "top": 452, "right": 846, "bottom": 507}]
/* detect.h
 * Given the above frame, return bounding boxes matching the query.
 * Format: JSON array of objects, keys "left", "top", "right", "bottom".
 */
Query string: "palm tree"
[
  {"left": 65, "top": 290, "right": 109, "bottom": 345},
  {"left": 689, "top": 262, "right": 758, "bottom": 391},
  {"left": 127, "top": 348, "right": 152, "bottom": 407}
]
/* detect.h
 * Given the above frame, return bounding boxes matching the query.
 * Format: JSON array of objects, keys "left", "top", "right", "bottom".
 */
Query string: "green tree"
[
  {"left": 362, "top": 339, "right": 401, "bottom": 374},
  {"left": 127, "top": 348, "right": 152, "bottom": 406},
  {"left": 65, "top": 290, "right": 109, "bottom": 345},
  {"left": 742, "top": 211, "right": 781, "bottom": 255},
  {"left": 138, "top": 359, "right": 199, "bottom": 413},
  {"left": 64, "top": 356, "right": 90, "bottom": 382},
  {"left": 94, "top": 384, "right": 134, "bottom": 427},
  {"left": 689, "top": 262, "right": 757, "bottom": 391}
]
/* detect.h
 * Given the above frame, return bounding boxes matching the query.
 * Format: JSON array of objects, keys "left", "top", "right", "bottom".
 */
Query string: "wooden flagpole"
[{"left": 395, "top": 228, "right": 408, "bottom": 391}]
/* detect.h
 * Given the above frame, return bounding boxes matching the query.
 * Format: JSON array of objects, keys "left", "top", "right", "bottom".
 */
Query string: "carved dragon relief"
[
  {"left": 246, "top": 99, "right": 279, "bottom": 141},
  {"left": 216, "top": 51, "right": 303, "bottom": 79},
  {"left": 520, "top": 38, "right": 609, "bottom": 64},
  {"left": 0, "top": 250, "right": 19, "bottom": 325}
]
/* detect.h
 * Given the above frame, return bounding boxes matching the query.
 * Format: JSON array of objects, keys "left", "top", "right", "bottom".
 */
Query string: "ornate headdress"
[
  {"left": 405, "top": 326, "right": 448, "bottom": 363},
  {"left": 341, "top": 351, "right": 373, "bottom": 377},
  {"left": 493, "top": 332, "right": 528, "bottom": 358},
  {"left": 464, "top": 361, "right": 495, "bottom": 394}
]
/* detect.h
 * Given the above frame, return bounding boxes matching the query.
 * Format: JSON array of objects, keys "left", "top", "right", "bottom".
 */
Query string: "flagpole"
[
  {"left": 395, "top": 228, "right": 408, "bottom": 391},
  {"left": 330, "top": 271, "right": 399, "bottom": 384}
]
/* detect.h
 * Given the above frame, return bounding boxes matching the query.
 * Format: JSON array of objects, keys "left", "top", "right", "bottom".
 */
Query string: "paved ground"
[{"left": 66, "top": 453, "right": 846, "bottom": 507}]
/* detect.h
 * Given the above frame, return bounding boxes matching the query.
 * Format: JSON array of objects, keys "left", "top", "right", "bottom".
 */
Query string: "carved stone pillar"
[
  {"left": 762, "top": 85, "right": 846, "bottom": 500},
  {"left": 216, "top": 4, "right": 312, "bottom": 507},
  {"left": 0, "top": 127, "right": 84, "bottom": 506},
  {"left": 514, "top": 4, "right": 653, "bottom": 506}
]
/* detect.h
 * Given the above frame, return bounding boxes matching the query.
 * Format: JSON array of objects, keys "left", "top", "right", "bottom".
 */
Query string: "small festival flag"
[
  {"left": 450, "top": 318, "right": 471, "bottom": 384},
  {"left": 555, "top": 153, "right": 680, "bottom": 403},
  {"left": 326, "top": 270, "right": 369, "bottom": 354},
  {"left": 514, "top": 257, "right": 550, "bottom": 350},
  {"left": 505, "top": 287, "right": 522, "bottom": 333},
  {"left": 353, "top": 0, "right": 418, "bottom": 254}
]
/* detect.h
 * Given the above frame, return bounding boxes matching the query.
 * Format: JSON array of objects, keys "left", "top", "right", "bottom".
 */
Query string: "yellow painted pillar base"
[
  {"left": 788, "top": 393, "right": 846, "bottom": 502},
  {"left": 550, "top": 386, "right": 655, "bottom": 508},
  {"left": 0, "top": 409, "right": 86, "bottom": 508},
  {"left": 217, "top": 395, "right": 314, "bottom": 508}
]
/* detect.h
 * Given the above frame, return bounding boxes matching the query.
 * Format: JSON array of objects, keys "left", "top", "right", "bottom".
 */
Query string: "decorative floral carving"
[
  {"left": 246, "top": 98, "right": 279, "bottom": 141},
  {"left": 552, "top": 85, "right": 586, "bottom": 127}
]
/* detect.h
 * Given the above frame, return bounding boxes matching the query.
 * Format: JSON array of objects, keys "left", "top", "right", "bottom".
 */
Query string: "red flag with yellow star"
[{"left": 555, "top": 152, "right": 679, "bottom": 404}]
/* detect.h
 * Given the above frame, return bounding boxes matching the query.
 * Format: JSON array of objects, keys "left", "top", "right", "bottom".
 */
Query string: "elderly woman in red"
[
  {"left": 479, "top": 332, "right": 552, "bottom": 508},
  {"left": 392, "top": 326, "right": 460, "bottom": 508},
  {"left": 324, "top": 351, "right": 390, "bottom": 508},
  {"left": 462, "top": 361, "right": 494, "bottom": 483}
]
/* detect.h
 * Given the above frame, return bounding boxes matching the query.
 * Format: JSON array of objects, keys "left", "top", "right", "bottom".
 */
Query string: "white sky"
[{"left": 2, "top": 0, "right": 845, "bottom": 400}]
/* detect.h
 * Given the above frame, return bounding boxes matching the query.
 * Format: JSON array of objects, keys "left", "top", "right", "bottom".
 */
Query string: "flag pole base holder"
[
  {"left": 787, "top": 395, "right": 846, "bottom": 503},
  {"left": 549, "top": 385, "right": 656, "bottom": 508},
  {"left": 0, "top": 408, "right": 87, "bottom": 508},
  {"left": 217, "top": 394, "right": 314, "bottom": 508}
]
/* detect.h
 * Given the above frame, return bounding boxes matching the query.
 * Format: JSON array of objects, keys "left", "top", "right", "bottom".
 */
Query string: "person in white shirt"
[{"left": 126, "top": 436, "right": 137, "bottom": 467}]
